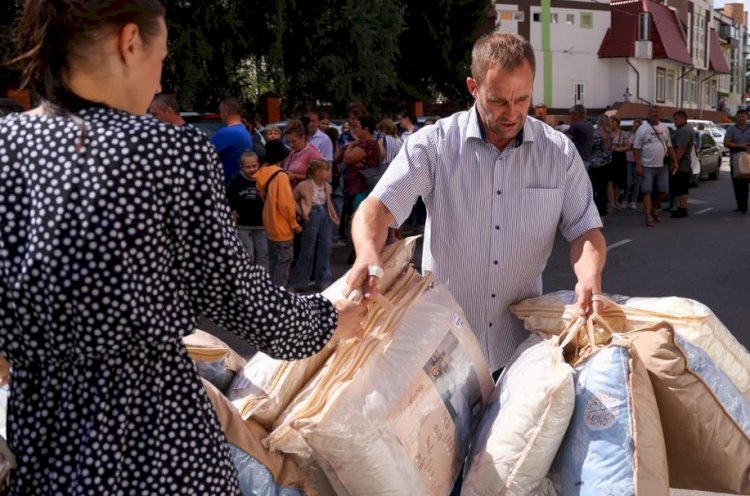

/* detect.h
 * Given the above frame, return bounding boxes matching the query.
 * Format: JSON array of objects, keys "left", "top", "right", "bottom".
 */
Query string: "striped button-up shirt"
[{"left": 371, "top": 106, "right": 601, "bottom": 370}]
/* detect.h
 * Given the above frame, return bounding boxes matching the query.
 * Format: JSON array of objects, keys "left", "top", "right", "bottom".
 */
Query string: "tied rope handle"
[{"left": 555, "top": 294, "right": 618, "bottom": 365}]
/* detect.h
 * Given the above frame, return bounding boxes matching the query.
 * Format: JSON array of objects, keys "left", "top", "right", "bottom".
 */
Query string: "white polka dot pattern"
[{"left": 0, "top": 107, "right": 337, "bottom": 494}]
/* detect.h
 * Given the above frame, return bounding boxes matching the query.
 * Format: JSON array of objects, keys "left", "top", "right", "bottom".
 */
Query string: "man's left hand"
[{"left": 573, "top": 279, "right": 604, "bottom": 317}]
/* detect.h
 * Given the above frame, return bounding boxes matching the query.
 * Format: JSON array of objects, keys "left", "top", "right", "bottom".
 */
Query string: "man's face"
[
  {"left": 673, "top": 114, "right": 687, "bottom": 127},
  {"left": 648, "top": 106, "right": 661, "bottom": 124},
  {"left": 737, "top": 112, "right": 748, "bottom": 127},
  {"left": 307, "top": 113, "right": 319, "bottom": 134},
  {"left": 466, "top": 61, "right": 533, "bottom": 149},
  {"left": 149, "top": 102, "right": 169, "bottom": 124}
]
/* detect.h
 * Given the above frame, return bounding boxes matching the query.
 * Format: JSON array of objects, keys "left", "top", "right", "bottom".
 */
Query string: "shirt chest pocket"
[{"left": 518, "top": 188, "right": 562, "bottom": 237}]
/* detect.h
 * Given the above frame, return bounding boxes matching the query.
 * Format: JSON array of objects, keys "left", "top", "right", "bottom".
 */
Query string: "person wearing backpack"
[{"left": 255, "top": 140, "right": 302, "bottom": 286}]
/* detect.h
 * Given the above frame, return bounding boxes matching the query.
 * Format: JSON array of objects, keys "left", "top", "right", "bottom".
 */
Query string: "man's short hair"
[
  {"left": 673, "top": 110, "right": 687, "bottom": 120},
  {"left": 471, "top": 31, "right": 536, "bottom": 86},
  {"left": 359, "top": 115, "right": 377, "bottom": 134},
  {"left": 569, "top": 104, "right": 586, "bottom": 118},
  {"left": 737, "top": 109, "right": 748, "bottom": 116},
  {"left": 152, "top": 94, "right": 179, "bottom": 113},
  {"left": 220, "top": 97, "right": 242, "bottom": 116}
]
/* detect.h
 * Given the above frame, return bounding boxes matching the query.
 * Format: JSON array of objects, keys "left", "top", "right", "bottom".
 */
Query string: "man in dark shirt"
[
  {"left": 567, "top": 104, "right": 594, "bottom": 170},
  {"left": 669, "top": 110, "right": 694, "bottom": 218}
]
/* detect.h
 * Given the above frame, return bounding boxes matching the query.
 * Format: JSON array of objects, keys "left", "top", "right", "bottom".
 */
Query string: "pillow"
[
  {"left": 550, "top": 341, "right": 669, "bottom": 495},
  {"left": 626, "top": 324, "right": 750, "bottom": 493},
  {"left": 201, "top": 379, "right": 310, "bottom": 494},
  {"left": 184, "top": 329, "right": 247, "bottom": 393},
  {"left": 462, "top": 333, "right": 574, "bottom": 495},
  {"left": 510, "top": 291, "right": 750, "bottom": 401}
]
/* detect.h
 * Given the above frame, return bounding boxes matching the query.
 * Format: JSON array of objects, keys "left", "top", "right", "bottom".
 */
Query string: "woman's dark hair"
[
  {"left": 11, "top": 0, "right": 166, "bottom": 113},
  {"left": 358, "top": 115, "right": 377, "bottom": 135},
  {"left": 284, "top": 118, "right": 308, "bottom": 139}
]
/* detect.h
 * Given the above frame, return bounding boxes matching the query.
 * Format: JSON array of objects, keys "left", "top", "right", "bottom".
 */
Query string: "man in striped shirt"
[{"left": 346, "top": 32, "right": 606, "bottom": 373}]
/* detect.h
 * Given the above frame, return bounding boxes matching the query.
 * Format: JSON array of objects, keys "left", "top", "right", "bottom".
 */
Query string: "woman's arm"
[{"left": 343, "top": 144, "right": 366, "bottom": 165}]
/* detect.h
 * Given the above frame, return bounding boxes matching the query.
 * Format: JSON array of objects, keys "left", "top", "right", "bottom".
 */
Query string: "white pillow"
[{"left": 462, "top": 333, "right": 574, "bottom": 495}]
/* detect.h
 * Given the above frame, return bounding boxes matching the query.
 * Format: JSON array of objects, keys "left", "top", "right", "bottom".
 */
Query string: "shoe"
[
  {"left": 651, "top": 209, "right": 662, "bottom": 223},
  {"left": 628, "top": 202, "right": 637, "bottom": 210}
]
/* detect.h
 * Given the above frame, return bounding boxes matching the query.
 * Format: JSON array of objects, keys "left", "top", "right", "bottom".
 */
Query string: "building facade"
[{"left": 493, "top": 0, "right": 740, "bottom": 122}]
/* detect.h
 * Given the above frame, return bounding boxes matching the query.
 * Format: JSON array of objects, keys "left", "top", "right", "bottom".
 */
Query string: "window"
[
  {"left": 638, "top": 12, "right": 651, "bottom": 40},
  {"left": 533, "top": 12, "right": 540, "bottom": 22},
  {"left": 551, "top": 13, "right": 558, "bottom": 24},
  {"left": 513, "top": 11, "right": 525, "bottom": 22},
  {"left": 684, "top": 74, "right": 697, "bottom": 104},
  {"left": 656, "top": 67, "right": 666, "bottom": 103},
  {"left": 580, "top": 12, "right": 593, "bottom": 29},
  {"left": 573, "top": 83, "right": 584, "bottom": 105},
  {"left": 567, "top": 14, "right": 575, "bottom": 25},
  {"left": 693, "top": 11, "right": 706, "bottom": 67},
  {"left": 666, "top": 70, "right": 675, "bottom": 102},
  {"left": 702, "top": 134, "right": 715, "bottom": 147}
]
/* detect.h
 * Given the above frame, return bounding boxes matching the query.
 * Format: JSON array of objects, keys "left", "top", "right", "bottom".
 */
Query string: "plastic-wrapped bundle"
[
  {"left": 462, "top": 333, "right": 574, "bottom": 496},
  {"left": 228, "top": 236, "right": 418, "bottom": 427},
  {"left": 267, "top": 273, "right": 494, "bottom": 496},
  {"left": 201, "top": 379, "right": 310, "bottom": 494},
  {"left": 184, "top": 329, "right": 247, "bottom": 393},
  {"left": 510, "top": 291, "right": 750, "bottom": 401}
]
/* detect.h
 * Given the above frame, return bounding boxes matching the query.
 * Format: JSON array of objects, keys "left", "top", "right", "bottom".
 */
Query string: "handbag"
[{"left": 732, "top": 151, "right": 750, "bottom": 179}]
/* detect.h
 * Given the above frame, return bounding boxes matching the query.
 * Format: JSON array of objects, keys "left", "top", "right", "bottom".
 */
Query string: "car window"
[{"left": 702, "top": 134, "right": 716, "bottom": 147}]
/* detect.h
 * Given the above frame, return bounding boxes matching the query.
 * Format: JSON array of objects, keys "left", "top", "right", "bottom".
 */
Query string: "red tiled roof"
[
  {"left": 599, "top": 0, "right": 692, "bottom": 65},
  {"left": 709, "top": 29, "right": 731, "bottom": 73}
]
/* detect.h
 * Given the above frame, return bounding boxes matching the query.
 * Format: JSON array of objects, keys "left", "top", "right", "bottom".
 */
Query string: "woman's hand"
[{"left": 330, "top": 297, "right": 366, "bottom": 341}]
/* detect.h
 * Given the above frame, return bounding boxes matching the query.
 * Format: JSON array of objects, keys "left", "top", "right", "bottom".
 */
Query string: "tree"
[
  {"left": 396, "top": 0, "right": 490, "bottom": 110},
  {"left": 271, "top": 0, "right": 405, "bottom": 115}
]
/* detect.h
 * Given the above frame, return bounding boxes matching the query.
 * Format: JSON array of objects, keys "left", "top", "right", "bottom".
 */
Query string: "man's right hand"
[
  {"left": 345, "top": 254, "right": 385, "bottom": 303},
  {"left": 636, "top": 163, "right": 644, "bottom": 177}
]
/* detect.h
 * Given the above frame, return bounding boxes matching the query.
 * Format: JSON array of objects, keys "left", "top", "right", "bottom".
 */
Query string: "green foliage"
[
  {"left": 0, "top": 0, "right": 490, "bottom": 114},
  {"left": 396, "top": 0, "right": 490, "bottom": 110}
]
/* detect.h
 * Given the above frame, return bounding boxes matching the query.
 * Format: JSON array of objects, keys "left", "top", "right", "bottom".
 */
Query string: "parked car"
[
  {"left": 181, "top": 112, "right": 223, "bottom": 137},
  {"left": 688, "top": 119, "right": 726, "bottom": 155},
  {"left": 617, "top": 118, "right": 676, "bottom": 133},
  {"left": 694, "top": 129, "right": 722, "bottom": 181}
]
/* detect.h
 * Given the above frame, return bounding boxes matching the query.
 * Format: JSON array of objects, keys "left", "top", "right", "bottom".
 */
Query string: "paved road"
[
  {"left": 542, "top": 158, "right": 749, "bottom": 350},
  {"left": 204, "top": 157, "right": 750, "bottom": 356}
]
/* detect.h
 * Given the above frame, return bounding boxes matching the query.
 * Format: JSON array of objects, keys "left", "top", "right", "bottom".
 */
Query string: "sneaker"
[{"left": 628, "top": 202, "right": 637, "bottom": 209}]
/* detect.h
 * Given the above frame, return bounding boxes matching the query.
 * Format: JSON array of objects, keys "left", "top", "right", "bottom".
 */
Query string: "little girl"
[{"left": 289, "top": 159, "right": 340, "bottom": 291}]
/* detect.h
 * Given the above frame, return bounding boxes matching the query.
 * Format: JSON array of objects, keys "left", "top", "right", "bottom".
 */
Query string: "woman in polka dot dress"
[{"left": 0, "top": 1, "right": 363, "bottom": 494}]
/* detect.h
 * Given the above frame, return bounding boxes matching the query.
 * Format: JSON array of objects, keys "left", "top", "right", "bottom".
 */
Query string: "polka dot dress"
[{"left": 0, "top": 107, "right": 337, "bottom": 495}]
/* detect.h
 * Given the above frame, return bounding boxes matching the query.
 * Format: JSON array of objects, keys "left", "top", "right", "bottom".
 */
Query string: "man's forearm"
[
  {"left": 351, "top": 197, "right": 395, "bottom": 261},
  {"left": 570, "top": 228, "right": 606, "bottom": 290}
]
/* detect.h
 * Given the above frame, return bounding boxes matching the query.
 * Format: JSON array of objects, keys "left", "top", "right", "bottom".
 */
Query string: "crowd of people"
[
  {"left": 565, "top": 103, "right": 750, "bottom": 226},
  {"left": 149, "top": 93, "right": 421, "bottom": 292}
]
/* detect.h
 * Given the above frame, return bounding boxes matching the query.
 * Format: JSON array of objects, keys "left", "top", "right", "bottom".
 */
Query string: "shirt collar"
[{"left": 466, "top": 104, "right": 531, "bottom": 149}]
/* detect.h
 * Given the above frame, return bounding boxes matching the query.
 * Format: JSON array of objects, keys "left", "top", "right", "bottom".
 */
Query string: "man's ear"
[
  {"left": 117, "top": 23, "right": 141, "bottom": 65},
  {"left": 466, "top": 77, "right": 478, "bottom": 99}
]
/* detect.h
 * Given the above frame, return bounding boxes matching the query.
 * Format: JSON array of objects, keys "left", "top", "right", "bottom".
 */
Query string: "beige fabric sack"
[
  {"left": 184, "top": 329, "right": 247, "bottom": 393},
  {"left": 510, "top": 291, "right": 750, "bottom": 401},
  {"left": 268, "top": 273, "right": 494, "bottom": 495},
  {"left": 228, "top": 236, "right": 418, "bottom": 427},
  {"left": 731, "top": 151, "right": 750, "bottom": 179},
  {"left": 201, "top": 379, "right": 310, "bottom": 493},
  {"left": 623, "top": 323, "right": 750, "bottom": 493}
]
